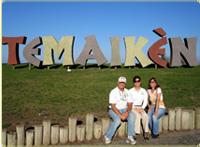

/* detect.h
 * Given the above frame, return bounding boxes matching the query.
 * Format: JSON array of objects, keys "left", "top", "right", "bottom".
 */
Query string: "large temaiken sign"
[{"left": 2, "top": 28, "right": 198, "bottom": 68}]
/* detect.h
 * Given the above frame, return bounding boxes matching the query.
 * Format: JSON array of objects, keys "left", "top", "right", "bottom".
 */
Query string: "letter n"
[{"left": 169, "top": 37, "right": 197, "bottom": 67}]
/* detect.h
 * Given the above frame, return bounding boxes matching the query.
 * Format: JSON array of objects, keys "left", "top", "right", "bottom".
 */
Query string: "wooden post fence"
[{"left": 2, "top": 107, "right": 200, "bottom": 146}]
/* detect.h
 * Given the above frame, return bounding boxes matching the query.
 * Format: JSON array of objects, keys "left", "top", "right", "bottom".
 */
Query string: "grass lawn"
[{"left": 2, "top": 64, "right": 200, "bottom": 130}]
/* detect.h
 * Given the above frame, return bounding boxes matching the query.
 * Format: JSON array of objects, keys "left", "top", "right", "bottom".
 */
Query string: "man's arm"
[
  {"left": 142, "top": 90, "right": 148, "bottom": 110},
  {"left": 127, "top": 102, "right": 132, "bottom": 112},
  {"left": 111, "top": 104, "right": 122, "bottom": 117},
  {"left": 123, "top": 102, "right": 133, "bottom": 119},
  {"left": 111, "top": 104, "right": 129, "bottom": 120}
]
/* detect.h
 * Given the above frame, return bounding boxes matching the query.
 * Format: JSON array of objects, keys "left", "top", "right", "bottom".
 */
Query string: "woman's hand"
[
  {"left": 148, "top": 106, "right": 152, "bottom": 113},
  {"left": 153, "top": 111, "right": 158, "bottom": 117},
  {"left": 135, "top": 108, "right": 143, "bottom": 113}
]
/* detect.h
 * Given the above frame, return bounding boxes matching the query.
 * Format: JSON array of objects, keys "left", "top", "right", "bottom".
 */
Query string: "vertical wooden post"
[
  {"left": 77, "top": 125, "right": 85, "bottom": 142},
  {"left": 101, "top": 118, "right": 110, "bottom": 135},
  {"left": 28, "top": 63, "right": 32, "bottom": 70},
  {"left": 117, "top": 121, "right": 126, "bottom": 137},
  {"left": 86, "top": 113, "right": 94, "bottom": 141},
  {"left": 12, "top": 65, "right": 15, "bottom": 70},
  {"left": 94, "top": 122, "right": 102, "bottom": 139},
  {"left": 34, "top": 124, "right": 43, "bottom": 146},
  {"left": 51, "top": 125, "right": 59, "bottom": 145},
  {"left": 26, "top": 129, "right": 34, "bottom": 147},
  {"left": 2, "top": 129, "right": 7, "bottom": 147},
  {"left": 168, "top": 109, "right": 175, "bottom": 131},
  {"left": 7, "top": 132, "right": 13, "bottom": 147},
  {"left": 159, "top": 117, "right": 163, "bottom": 133},
  {"left": 181, "top": 109, "right": 190, "bottom": 130},
  {"left": 42, "top": 120, "right": 51, "bottom": 145},
  {"left": 188, "top": 109, "right": 195, "bottom": 130},
  {"left": 16, "top": 124, "right": 25, "bottom": 145},
  {"left": 175, "top": 107, "right": 182, "bottom": 131},
  {"left": 60, "top": 126, "right": 68, "bottom": 144},
  {"left": 7, "top": 132, "right": 16, "bottom": 147},
  {"left": 162, "top": 115, "right": 169, "bottom": 131},
  {"left": 155, "top": 64, "right": 157, "bottom": 69},
  {"left": 69, "top": 117, "right": 77, "bottom": 142},
  {"left": 195, "top": 107, "right": 200, "bottom": 129}
]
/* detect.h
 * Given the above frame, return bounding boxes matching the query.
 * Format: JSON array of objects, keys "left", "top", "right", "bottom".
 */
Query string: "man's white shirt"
[
  {"left": 129, "top": 87, "right": 148, "bottom": 109},
  {"left": 109, "top": 87, "right": 132, "bottom": 110}
]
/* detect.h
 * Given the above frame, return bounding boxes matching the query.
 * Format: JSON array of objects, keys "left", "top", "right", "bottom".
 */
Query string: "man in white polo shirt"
[
  {"left": 129, "top": 75, "right": 149, "bottom": 140},
  {"left": 104, "top": 76, "right": 136, "bottom": 145}
]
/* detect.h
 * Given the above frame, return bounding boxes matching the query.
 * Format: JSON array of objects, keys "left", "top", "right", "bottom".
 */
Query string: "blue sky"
[{"left": 2, "top": 2, "right": 200, "bottom": 64}]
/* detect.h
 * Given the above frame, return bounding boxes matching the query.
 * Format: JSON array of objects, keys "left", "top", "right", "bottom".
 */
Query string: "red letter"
[
  {"left": 2, "top": 36, "right": 26, "bottom": 65},
  {"left": 148, "top": 28, "right": 168, "bottom": 67}
]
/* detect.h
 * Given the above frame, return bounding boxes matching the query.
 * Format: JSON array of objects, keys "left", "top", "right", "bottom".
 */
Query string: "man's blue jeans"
[
  {"left": 148, "top": 106, "right": 165, "bottom": 135},
  {"left": 105, "top": 108, "right": 136, "bottom": 140}
]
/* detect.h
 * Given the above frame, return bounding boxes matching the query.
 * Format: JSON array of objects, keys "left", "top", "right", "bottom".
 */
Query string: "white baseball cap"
[{"left": 118, "top": 76, "right": 127, "bottom": 83}]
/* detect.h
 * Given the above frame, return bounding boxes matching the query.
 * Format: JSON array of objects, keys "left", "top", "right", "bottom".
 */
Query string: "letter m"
[{"left": 42, "top": 36, "right": 74, "bottom": 66}]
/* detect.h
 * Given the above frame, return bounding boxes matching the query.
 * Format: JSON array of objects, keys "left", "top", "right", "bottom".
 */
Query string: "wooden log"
[
  {"left": 195, "top": 107, "right": 200, "bottom": 129},
  {"left": 26, "top": 129, "right": 34, "bottom": 147},
  {"left": 188, "top": 109, "right": 195, "bottom": 130},
  {"left": 159, "top": 117, "right": 163, "bottom": 133},
  {"left": 51, "top": 125, "right": 59, "bottom": 145},
  {"left": 94, "top": 122, "right": 102, "bottom": 139},
  {"left": 42, "top": 120, "right": 51, "bottom": 145},
  {"left": 69, "top": 117, "right": 77, "bottom": 142},
  {"left": 34, "top": 124, "right": 42, "bottom": 146},
  {"left": 60, "top": 126, "right": 68, "bottom": 144},
  {"left": 13, "top": 132, "right": 17, "bottom": 145},
  {"left": 181, "top": 109, "right": 195, "bottom": 130},
  {"left": 168, "top": 109, "right": 175, "bottom": 131},
  {"left": 86, "top": 113, "right": 94, "bottom": 141},
  {"left": 117, "top": 121, "right": 126, "bottom": 137},
  {"left": 162, "top": 115, "right": 169, "bottom": 131},
  {"left": 101, "top": 118, "right": 110, "bottom": 135},
  {"left": 7, "top": 133, "right": 13, "bottom": 146},
  {"left": 175, "top": 107, "right": 182, "bottom": 131},
  {"left": 16, "top": 124, "right": 25, "bottom": 145},
  {"left": 7, "top": 132, "right": 16, "bottom": 147},
  {"left": 181, "top": 109, "right": 190, "bottom": 130},
  {"left": 76, "top": 125, "right": 85, "bottom": 142},
  {"left": 2, "top": 129, "right": 7, "bottom": 146}
]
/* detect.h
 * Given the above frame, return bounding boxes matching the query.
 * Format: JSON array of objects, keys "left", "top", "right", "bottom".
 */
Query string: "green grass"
[{"left": 2, "top": 64, "right": 200, "bottom": 129}]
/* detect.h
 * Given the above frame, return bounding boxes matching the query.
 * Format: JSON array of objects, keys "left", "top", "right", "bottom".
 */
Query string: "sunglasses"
[{"left": 150, "top": 81, "right": 156, "bottom": 84}]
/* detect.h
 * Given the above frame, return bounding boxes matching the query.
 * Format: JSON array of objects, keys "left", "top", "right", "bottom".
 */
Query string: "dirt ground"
[{"left": 67, "top": 129, "right": 200, "bottom": 146}]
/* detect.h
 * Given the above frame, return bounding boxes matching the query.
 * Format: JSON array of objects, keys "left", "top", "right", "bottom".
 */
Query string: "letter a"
[{"left": 76, "top": 35, "right": 107, "bottom": 66}]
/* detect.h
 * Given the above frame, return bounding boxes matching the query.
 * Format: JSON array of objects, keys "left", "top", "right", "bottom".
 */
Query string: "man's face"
[{"left": 118, "top": 82, "right": 126, "bottom": 89}]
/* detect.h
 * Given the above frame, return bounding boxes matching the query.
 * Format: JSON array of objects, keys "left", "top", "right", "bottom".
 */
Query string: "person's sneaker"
[
  {"left": 104, "top": 135, "right": 111, "bottom": 144},
  {"left": 152, "top": 133, "right": 159, "bottom": 139},
  {"left": 126, "top": 136, "right": 136, "bottom": 145},
  {"left": 144, "top": 132, "right": 149, "bottom": 140}
]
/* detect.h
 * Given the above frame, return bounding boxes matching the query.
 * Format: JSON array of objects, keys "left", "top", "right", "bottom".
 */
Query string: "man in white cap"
[{"left": 104, "top": 76, "right": 136, "bottom": 145}]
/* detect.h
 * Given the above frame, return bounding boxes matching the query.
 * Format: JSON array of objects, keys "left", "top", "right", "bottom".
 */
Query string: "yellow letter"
[
  {"left": 124, "top": 36, "right": 152, "bottom": 67},
  {"left": 42, "top": 36, "right": 74, "bottom": 66}
]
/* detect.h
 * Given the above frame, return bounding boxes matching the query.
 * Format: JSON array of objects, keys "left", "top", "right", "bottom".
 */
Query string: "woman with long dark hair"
[{"left": 147, "top": 77, "right": 166, "bottom": 138}]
